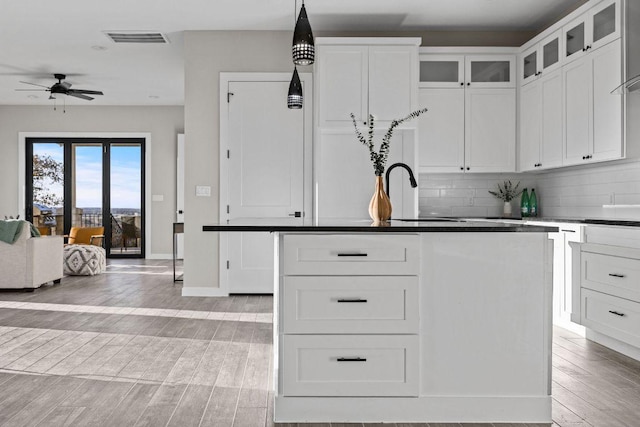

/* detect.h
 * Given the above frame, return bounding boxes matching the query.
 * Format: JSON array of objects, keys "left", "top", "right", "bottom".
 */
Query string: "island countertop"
[{"left": 202, "top": 218, "right": 558, "bottom": 233}]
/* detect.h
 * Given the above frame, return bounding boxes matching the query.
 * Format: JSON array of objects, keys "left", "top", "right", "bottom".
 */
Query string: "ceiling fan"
[{"left": 16, "top": 73, "right": 104, "bottom": 100}]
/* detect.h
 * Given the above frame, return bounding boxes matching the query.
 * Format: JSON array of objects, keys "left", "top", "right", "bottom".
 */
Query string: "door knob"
[{"left": 288, "top": 211, "right": 302, "bottom": 218}]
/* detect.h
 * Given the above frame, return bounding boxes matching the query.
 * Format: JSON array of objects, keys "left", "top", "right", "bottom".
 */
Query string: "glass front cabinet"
[
  {"left": 419, "top": 54, "right": 515, "bottom": 89},
  {"left": 563, "top": 0, "right": 621, "bottom": 64},
  {"left": 520, "top": 30, "right": 563, "bottom": 86}
]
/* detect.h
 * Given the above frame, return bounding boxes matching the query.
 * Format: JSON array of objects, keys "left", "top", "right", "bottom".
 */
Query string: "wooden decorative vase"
[{"left": 369, "top": 176, "right": 392, "bottom": 223}]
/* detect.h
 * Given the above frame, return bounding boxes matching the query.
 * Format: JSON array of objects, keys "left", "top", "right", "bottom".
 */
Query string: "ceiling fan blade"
[
  {"left": 19, "top": 81, "right": 50, "bottom": 89},
  {"left": 67, "top": 92, "right": 94, "bottom": 101},
  {"left": 15, "top": 89, "right": 48, "bottom": 91},
  {"left": 68, "top": 89, "right": 103, "bottom": 95}
]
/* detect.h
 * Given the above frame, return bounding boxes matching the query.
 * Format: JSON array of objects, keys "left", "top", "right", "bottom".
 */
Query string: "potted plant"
[
  {"left": 350, "top": 108, "right": 427, "bottom": 223},
  {"left": 488, "top": 180, "right": 523, "bottom": 217}
]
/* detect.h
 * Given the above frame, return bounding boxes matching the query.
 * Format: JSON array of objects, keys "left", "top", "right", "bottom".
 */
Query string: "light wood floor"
[{"left": 0, "top": 259, "right": 638, "bottom": 426}]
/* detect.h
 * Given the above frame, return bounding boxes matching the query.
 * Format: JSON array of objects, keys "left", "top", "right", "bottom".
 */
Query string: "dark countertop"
[{"left": 202, "top": 218, "right": 558, "bottom": 233}]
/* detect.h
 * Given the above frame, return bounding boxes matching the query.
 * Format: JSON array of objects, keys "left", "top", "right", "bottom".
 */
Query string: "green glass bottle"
[
  {"left": 520, "top": 188, "right": 529, "bottom": 218},
  {"left": 530, "top": 188, "right": 538, "bottom": 217}
]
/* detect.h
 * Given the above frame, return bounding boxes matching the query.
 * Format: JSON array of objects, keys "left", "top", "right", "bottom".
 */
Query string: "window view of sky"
[{"left": 33, "top": 143, "right": 141, "bottom": 210}]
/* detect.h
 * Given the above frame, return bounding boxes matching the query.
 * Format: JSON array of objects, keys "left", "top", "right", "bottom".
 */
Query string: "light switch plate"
[{"left": 196, "top": 185, "right": 211, "bottom": 197}]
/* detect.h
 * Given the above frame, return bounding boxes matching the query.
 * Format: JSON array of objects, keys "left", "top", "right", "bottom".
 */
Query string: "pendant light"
[
  {"left": 292, "top": 1, "right": 314, "bottom": 66},
  {"left": 287, "top": 67, "right": 303, "bottom": 109}
]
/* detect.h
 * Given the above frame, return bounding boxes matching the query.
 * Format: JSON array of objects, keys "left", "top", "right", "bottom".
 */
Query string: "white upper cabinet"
[
  {"left": 521, "top": 30, "right": 563, "bottom": 86},
  {"left": 465, "top": 55, "right": 515, "bottom": 88},
  {"left": 316, "top": 45, "right": 368, "bottom": 127},
  {"left": 418, "top": 55, "right": 465, "bottom": 88},
  {"left": 418, "top": 51, "right": 516, "bottom": 173},
  {"left": 563, "top": 39, "right": 623, "bottom": 166},
  {"left": 418, "top": 87, "right": 465, "bottom": 172},
  {"left": 519, "top": 69, "right": 564, "bottom": 171},
  {"left": 316, "top": 39, "right": 419, "bottom": 128},
  {"left": 465, "top": 88, "right": 516, "bottom": 173},
  {"left": 563, "top": 0, "right": 621, "bottom": 65}
]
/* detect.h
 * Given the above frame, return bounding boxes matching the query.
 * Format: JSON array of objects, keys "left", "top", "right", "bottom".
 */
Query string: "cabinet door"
[
  {"left": 540, "top": 30, "right": 563, "bottom": 75},
  {"left": 465, "top": 55, "right": 515, "bottom": 88},
  {"left": 563, "top": 55, "right": 592, "bottom": 165},
  {"left": 540, "top": 70, "right": 564, "bottom": 169},
  {"left": 592, "top": 40, "right": 623, "bottom": 161},
  {"left": 521, "top": 45, "right": 540, "bottom": 86},
  {"left": 465, "top": 88, "right": 516, "bottom": 172},
  {"left": 519, "top": 82, "right": 541, "bottom": 172},
  {"left": 317, "top": 45, "right": 368, "bottom": 127},
  {"left": 419, "top": 54, "right": 465, "bottom": 88},
  {"left": 563, "top": 14, "right": 589, "bottom": 64},
  {"left": 369, "top": 45, "right": 417, "bottom": 123},
  {"left": 590, "top": 0, "right": 621, "bottom": 51},
  {"left": 418, "top": 88, "right": 465, "bottom": 173}
]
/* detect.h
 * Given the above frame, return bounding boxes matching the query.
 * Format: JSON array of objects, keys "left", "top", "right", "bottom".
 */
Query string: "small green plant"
[
  {"left": 350, "top": 108, "right": 428, "bottom": 176},
  {"left": 488, "top": 180, "right": 523, "bottom": 202}
]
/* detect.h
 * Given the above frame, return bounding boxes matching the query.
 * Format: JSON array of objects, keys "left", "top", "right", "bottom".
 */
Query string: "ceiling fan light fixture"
[
  {"left": 292, "top": 2, "right": 315, "bottom": 66},
  {"left": 287, "top": 67, "right": 303, "bottom": 109}
]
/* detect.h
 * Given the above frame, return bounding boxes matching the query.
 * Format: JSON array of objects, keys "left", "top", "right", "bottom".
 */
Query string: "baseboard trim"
[
  {"left": 181, "top": 287, "right": 229, "bottom": 297},
  {"left": 274, "top": 395, "right": 551, "bottom": 423},
  {"left": 145, "top": 253, "right": 173, "bottom": 260},
  {"left": 586, "top": 329, "right": 640, "bottom": 362}
]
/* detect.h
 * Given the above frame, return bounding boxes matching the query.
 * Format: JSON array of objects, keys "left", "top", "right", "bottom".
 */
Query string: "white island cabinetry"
[{"left": 274, "top": 230, "right": 553, "bottom": 423}]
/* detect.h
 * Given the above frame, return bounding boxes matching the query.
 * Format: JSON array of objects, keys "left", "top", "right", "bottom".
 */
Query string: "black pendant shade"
[
  {"left": 292, "top": 3, "right": 315, "bottom": 66},
  {"left": 287, "top": 67, "right": 303, "bottom": 109}
]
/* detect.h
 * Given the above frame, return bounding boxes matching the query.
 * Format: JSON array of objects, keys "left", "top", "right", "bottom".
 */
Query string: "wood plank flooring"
[{"left": 0, "top": 259, "right": 637, "bottom": 426}]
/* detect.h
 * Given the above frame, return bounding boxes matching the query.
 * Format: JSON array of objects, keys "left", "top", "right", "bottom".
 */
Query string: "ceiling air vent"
[{"left": 104, "top": 31, "right": 169, "bottom": 44}]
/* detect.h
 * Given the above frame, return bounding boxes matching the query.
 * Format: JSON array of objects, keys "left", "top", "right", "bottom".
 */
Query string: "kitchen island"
[{"left": 204, "top": 219, "right": 558, "bottom": 424}]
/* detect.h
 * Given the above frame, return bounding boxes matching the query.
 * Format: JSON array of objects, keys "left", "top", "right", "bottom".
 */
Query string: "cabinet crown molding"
[{"left": 316, "top": 37, "right": 421, "bottom": 46}]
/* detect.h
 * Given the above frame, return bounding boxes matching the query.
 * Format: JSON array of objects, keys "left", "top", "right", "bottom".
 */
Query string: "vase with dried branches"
[{"left": 350, "top": 108, "right": 427, "bottom": 223}]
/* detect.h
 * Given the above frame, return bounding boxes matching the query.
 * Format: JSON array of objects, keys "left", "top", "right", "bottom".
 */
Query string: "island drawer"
[
  {"left": 581, "top": 289, "right": 640, "bottom": 348},
  {"left": 282, "top": 234, "right": 419, "bottom": 275},
  {"left": 582, "top": 251, "right": 640, "bottom": 302},
  {"left": 281, "top": 334, "right": 418, "bottom": 397},
  {"left": 281, "top": 276, "right": 418, "bottom": 334}
]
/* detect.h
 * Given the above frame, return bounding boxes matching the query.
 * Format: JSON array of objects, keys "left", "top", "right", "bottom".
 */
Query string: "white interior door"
[{"left": 222, "top": 76, "right": 310, "bottom": 294}]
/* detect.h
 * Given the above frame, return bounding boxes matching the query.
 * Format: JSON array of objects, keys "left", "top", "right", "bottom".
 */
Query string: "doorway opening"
[{"left": 26, "top": 137, "right": 145, "bottom": 258}]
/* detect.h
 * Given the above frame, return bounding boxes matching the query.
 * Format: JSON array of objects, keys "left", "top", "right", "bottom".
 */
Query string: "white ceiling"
[{"left": 0, "top": 0, "right": 586, "bottom": 106}]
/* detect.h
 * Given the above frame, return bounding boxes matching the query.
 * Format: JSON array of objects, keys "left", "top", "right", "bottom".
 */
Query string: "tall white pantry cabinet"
[{"left": 314, "top": 38, "right": 420, "bottom": 220}]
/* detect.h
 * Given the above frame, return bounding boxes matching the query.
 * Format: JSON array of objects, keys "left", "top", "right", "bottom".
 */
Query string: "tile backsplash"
[
  {"left": 418, "top": 160, "right": 640, "bottom": 220},
  {"left": 534, "top": 160, "right": 640, "bottom": 220},
  {"left": 418, "top": 173, "right": 536, "bottom": 218}
]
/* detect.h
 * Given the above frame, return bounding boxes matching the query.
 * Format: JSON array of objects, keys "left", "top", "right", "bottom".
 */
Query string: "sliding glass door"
[{"left": 26, "top": 138, "right": 145, "bottom": 258}]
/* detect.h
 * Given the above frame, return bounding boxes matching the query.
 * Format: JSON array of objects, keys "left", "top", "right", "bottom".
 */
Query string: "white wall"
[
  {"left": 182, "top": 31, "right": 298, "bottom": 294},
  {"left": 0, "top": 105, "right": 184, "bottom": 257}
]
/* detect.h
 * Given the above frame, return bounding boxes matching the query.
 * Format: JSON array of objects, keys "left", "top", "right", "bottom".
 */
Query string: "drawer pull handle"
[
  {"left": 336, "top": 253, "right": 368, "bottom": 257},
  {"left": 337, "top": 357, "right": 367, "bottom": 362},
  {"left": 609, "top": 310, "right": 625, "bottom": 317},
  {"left": 561, "top": 229, "right": 576, "bottom": 233},
  {"left": 608, "top": 273, "right": 626, "bottom": 278},
  {"left": 337, "top": 298, "right": 368, "bottom": 303}
]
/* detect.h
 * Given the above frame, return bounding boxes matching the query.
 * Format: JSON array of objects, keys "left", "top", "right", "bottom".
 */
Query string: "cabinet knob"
[
  {"left": 467, "top": 82, "right": 471, "bottom": 86},
  {"left": 460, "top": 167, "right": 464, "bottom": 171},
  {"left": 460, "top": 82, "right": 464, "bottom": 86},
  {"left": 466, "top": 167, "right": 470, "bottom": 171}
]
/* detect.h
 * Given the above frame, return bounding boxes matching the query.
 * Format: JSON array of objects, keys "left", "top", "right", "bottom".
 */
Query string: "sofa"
[{"left": 0, "top": 221, "right": 63, "bottom": 289}]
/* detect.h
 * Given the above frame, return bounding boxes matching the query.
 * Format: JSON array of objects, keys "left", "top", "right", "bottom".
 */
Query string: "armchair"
[
  {"left": 0, "top": 221, "right": 63, "bottom": 289},
  {"left": 67, "top": 226, "right": 105, "bottom": 247}
]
